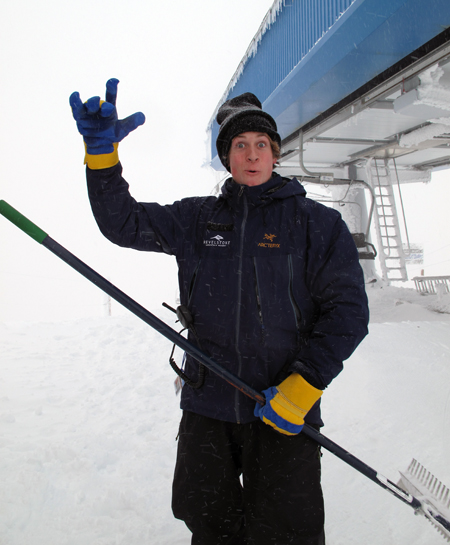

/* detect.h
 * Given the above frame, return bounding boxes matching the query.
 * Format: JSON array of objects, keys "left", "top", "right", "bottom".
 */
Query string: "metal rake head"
[
  {"left": 406, "top": 459, "right": 450, "bottom": 511},
  {"left": 400, "top": 459, "right": 450, "bottom": 542}
]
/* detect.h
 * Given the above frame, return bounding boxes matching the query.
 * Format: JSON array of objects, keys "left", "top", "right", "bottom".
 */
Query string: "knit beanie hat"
[{"left": 216, "top": 92, "right": 281, "bottom": 171}]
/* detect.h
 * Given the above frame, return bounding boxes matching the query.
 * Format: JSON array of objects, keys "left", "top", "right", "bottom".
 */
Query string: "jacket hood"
[{"left": 220, "top": 173, "right": 307, "bottom": 208}]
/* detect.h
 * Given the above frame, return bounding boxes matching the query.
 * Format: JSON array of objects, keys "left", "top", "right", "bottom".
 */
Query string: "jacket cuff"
[{"left": 288, "top": 360, "right": 325, "bottom": 390}]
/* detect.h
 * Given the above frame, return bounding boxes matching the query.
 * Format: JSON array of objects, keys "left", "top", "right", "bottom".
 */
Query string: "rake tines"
[
  {"left": 407, "top": 459, "right": 450, "bottom": 510},
  {"left": 399, "top": 459, "right": 450, "bottom": 542}
]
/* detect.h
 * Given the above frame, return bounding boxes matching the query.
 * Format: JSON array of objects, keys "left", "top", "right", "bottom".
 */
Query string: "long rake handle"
[
  {"left": 2, "top": 199, "right": 449, "bottom": 532},
  {"left": 0, "top": 200, "right": 263, "bottom": 405}
]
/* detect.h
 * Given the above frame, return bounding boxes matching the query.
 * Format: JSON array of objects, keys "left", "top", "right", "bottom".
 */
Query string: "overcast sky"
[
  {"left": 0, "top": 0, "right": 275, "bottom": 322},
  {"left": 1, "top": 0, "right": 449, "bottom": 324}
]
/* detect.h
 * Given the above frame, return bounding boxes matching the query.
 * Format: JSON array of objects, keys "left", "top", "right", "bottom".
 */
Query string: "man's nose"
[{"left": 247, "top": 146, "right": 258, "bottom": 161}]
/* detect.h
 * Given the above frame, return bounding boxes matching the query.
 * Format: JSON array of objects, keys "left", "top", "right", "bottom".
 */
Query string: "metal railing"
[{"left": 413, "top": 276, "right": 450, "bottom": 295}]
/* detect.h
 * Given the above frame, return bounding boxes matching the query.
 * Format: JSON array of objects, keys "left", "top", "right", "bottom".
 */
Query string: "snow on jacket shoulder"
[{"left": 87, "top": 163, "right": 369, "bottom": 425}]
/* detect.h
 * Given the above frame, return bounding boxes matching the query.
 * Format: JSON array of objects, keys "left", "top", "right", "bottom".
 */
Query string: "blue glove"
[
  {"left": 69, "top": 78, "right": 145, "bottom": 169},
  {"left": 254, "top": 373, "right": 322, "bottom": 436}
]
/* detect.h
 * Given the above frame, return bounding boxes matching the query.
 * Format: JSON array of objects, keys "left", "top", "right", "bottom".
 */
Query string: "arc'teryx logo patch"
[
  {"left": 204, "top": 234, "right": 231, "bottom": 247},
  {"left": 258, "top": 233, "right": 280, "bottom": 248}
]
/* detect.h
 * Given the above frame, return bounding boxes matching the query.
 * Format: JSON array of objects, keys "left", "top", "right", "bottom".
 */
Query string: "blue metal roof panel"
[
  {"left": 209, "top": 0, "right": 450, "bottom": 170},
  {"left": 228, "top": 0, "right": 355, "bottom": 103}
]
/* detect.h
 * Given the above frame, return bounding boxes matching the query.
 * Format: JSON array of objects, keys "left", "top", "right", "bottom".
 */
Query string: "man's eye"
[
  {"left": 257, "top": 142, "right": 266, "bottom": 148},
  {"left": 236, "top": 143, "right": 245, "bottom": 149}
]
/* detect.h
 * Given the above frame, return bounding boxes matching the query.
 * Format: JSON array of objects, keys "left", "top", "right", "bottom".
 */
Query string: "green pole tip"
[{"left": 0, "top": 200, "right": 48, "bottom": 244}]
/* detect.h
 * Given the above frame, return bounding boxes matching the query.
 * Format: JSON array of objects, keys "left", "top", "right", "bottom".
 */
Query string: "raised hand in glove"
[
  {"left": 69, "top": 78, "right": 145, "bottom": 170},
  {"left": 254, "top": 373, "right": 322, "bottom": 436}
]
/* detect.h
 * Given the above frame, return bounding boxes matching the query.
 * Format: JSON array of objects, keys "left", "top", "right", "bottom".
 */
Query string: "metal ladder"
[{"left": 368, "top": 158, "right": 408, "bottom": 282}]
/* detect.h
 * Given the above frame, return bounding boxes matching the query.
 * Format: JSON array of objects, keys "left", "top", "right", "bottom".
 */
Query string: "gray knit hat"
[{"left": 216, "top": 92, "right": 281, "bottom": 171}]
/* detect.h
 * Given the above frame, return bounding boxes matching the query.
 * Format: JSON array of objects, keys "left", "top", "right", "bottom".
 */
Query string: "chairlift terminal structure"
[{"left": 207, "top": 0, "right": 450, "bottom": 283}]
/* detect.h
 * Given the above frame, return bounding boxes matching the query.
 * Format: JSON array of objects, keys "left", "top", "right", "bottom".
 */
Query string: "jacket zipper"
[
  {"left": 252, "top": 257, "right": 266, "bottom": 345},
  {"left": 288, "top": 254, "right": 302, "bottom": 339},
  {"left": 234, "top": 186, "right": 248, "bottom": 423},
  {"left": 187, "top": 260, "right": 201, "bottom": 306}
]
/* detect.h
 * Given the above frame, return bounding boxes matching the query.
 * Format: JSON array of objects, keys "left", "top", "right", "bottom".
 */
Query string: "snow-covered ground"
[{"left": 1, "top": 282, "right": 450, "bottom": 544}]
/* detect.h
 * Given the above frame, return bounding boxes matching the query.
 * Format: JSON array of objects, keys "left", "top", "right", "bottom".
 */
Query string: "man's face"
[{"left": 228, "top": 132, "right": 277, "bottom": 187}]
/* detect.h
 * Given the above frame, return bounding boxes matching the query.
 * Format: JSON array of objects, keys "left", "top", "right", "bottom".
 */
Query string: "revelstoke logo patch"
[
  {"left": 258, "top": 233, "right": 280, "bottom": 248},
  {"left": 204, "top": 234, "right": 231, "bottom": 247}
]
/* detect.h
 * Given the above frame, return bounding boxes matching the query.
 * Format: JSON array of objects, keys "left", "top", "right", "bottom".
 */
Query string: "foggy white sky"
[
  {"left": 1, "top": 0, "right": 449, "bottom": 324},
  {"left": 0, "top": 0, "right": 275, "bottom": 322},
  {"left": 397, "top": 170, "right": 450, "bottom": 282}
]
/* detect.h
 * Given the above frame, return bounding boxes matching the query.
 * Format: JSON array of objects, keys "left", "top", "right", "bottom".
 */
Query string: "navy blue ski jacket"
[{"left": 87, "top": 163, "right": 369, "bottom": 426}]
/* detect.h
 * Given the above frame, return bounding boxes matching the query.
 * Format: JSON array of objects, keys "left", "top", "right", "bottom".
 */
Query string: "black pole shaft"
[
  {"left": 42, "top": 236, "right": 265, "bottom": 405},
  {"left": 301, "top": 426, "right": 422, "bottom": 510},
  {"left": 0, "top": 199, "right": 439, "bottom": 523},
  {"left": 42, "top": 237, "right": 424, "bottom": 512}
]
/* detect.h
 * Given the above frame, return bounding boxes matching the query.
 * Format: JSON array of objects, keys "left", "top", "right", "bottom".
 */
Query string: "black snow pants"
[{"left": 172, "top": 411, "right": 325, "bottom": 545}]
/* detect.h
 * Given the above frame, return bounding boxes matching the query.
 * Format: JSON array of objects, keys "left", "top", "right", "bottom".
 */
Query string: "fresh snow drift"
[{"left": 1, "top": 282, "right": 450, "bottom": 545}]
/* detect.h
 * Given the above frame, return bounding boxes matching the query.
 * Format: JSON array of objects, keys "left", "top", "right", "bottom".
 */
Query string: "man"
[{"left": 70, "top": 80, "right": 369, "bottom": 544}]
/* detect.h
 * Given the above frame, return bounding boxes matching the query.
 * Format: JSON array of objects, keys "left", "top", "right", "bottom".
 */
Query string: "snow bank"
[{"left": 1, "top": 285, "right": 449, "bottom": 544}]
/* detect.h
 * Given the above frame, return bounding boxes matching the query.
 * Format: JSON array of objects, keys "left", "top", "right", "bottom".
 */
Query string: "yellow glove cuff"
[
  {"left": 84, "top": 142, "right": 119, "bottom": 170},
  {"left": 271, "top": 373, "right": 323, "bottom": 426}
]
